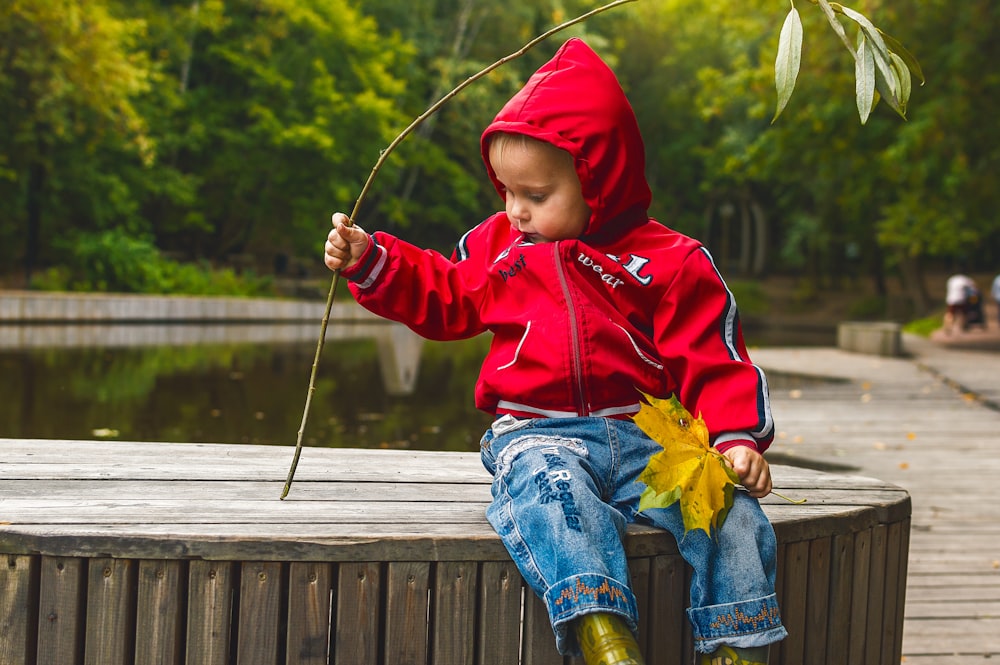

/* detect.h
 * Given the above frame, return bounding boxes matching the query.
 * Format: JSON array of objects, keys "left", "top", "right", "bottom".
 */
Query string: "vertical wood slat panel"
[
  {"left": 84, "top": 557, "right": 135, "bottom": 665},
  {"left": 777, "top": 540, "right": 809, "bottom": 665},
  {"left": 37, "top": 556, "right": 84, "bottom": 665},
  {"left": 847, "top": 528, "right": 872, "bottom": 665},
  {"left": 825, "top": 533, "right": 856, "bottom": 665},
  {"left": 384, "top": 561, "right": 430, "bottom": 665},
  {"left": 285, "top": 562, "right": 333, "bottom": 665},
  {"left": 476, "top": 561, "right": 522, "bottom": 665},
  {"left": 804, "top": 537, "right": 832, "bottom": 663},
  {"left": 881, "top": 520, "right": 907, "bottom": 665},
  {"left": 521, "top": 590, "right": 563, "bottom": 665},
  {"left": 1, "top": 554, "right": 38, "bottom": 665},
  {"left": 890, "top": 518, "right": 911, "bottom": 665},
  {"left": 864, "top": 525, "right": 888, "bottom": 665},
  {"left": 332, "top": 562, "right": 379, "bottom": 665},
  {"left": 237, "top": 561, "right": 284, "bottom": 665},
  {"left": 645, "top": 554, "right": 686, "bottom": 665},
  {"left": 627, "top": 556, "right": 650, "bottom": 661},
  {"left": 430, "top": 561, "right": 477, "bottom": 665},
  {"left": 135, "top": 559, "right": 184, "bottom": 665},
  {"left": 681, "top": 567, "right": 694, "bottom": 662},
  {"left": 771, "top": 542, "right": 786, "bottom": 665},
  {"left": 185, "top": 560, "right": 234, "bottom": 665}
]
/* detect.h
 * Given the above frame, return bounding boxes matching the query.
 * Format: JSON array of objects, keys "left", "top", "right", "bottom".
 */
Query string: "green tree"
[
  {"left": 129, "top": 0, "right": 413, "bottom": 265},
  {"left": 0, "top": 0, "right": 154, "bottom": 282}
]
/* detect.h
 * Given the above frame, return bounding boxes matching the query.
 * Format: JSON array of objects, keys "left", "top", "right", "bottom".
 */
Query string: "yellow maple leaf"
[{"left": 634, "top": 393, "right": 739, "bottom": 536}]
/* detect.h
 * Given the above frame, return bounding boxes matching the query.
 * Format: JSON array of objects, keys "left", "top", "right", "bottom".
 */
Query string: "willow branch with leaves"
[
  {"left": 280, "top": 0, "right": 638, "bottom": 499},
  {"left": 774, "top": 0, "right": 924, "bottom": 124}
]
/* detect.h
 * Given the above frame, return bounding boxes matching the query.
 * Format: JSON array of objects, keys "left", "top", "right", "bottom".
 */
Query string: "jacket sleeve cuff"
[
  {"left": 340, "top": 235, "right": 383, "bottom": 287},
  {"left": 712, "top": 432, "right": 759, "bottom": 454}
]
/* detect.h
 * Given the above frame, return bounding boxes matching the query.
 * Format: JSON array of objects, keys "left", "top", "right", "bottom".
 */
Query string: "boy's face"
[{"left": 488, "top": 137, "right": 591, "bottom": 243}]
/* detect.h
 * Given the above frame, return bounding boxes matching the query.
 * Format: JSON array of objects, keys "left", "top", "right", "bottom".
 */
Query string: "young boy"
[{"left": 324, "top": 38, "right": 785, "bottom": 665}]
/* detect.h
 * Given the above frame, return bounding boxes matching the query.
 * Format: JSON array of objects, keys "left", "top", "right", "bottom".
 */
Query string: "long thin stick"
[{"left": 281, "top": 0, "right": 637, "bottom": 499}]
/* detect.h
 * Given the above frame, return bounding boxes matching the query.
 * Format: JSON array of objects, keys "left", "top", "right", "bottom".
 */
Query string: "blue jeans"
[{"left": 480, "top": 415, "right": 787, "bottom": 656}]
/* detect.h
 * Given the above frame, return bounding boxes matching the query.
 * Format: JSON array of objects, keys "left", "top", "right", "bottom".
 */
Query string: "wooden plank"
[
  {"left": 185, "top": 560, "right": 234, "bottom": 665},
  {"left": 0, "top": 521, "right": 512, "bottom": 562},
  {"left": 430, "top": 561, "right": 477, "bottom": 665},
  {"left": 906, "top": 583, "right": 1000, "bottom": 603},
  {"left": 864, "top": 525, "right": 887, "bottom": 665},
  {"left": 285, "top": 562, "right": 333, "bottom": 665},
  {"left": 37, "top": 556, "right": 84, "bottom": 665},
  {"left": 777, "top": 540, "right": 808, "bottom": 665},
  {"left": 644, "top": 554, "right": 686, "bottom": 665},
  {"left": 824, "top": 533, "right": 855, "bottom": 665},
  {"left": 0, "top": 498, "right": 495, "bottom": 523},
  {"left": 0, "top": 554, "right": 37, "bottom": 665},
  {"left": 135, "top": 559, "right": 184, "bottom": 665},
  {"left": 84, "top": 557, "right": 136, "bottom": 665},
  {"left": 627, "top": 557, "right": 649, "bottom": 661},
  {"left": 895, "top": 656, "right": 996, "bottom": 665},
  {"left": 521, "top": 590, "right": 563, "bottom": 665},
  {"left": 0, "top": 479, "right": 493, "bottom": 503},
  {"left": 384, "top": 561, "right": 430, "bottom": 665},
  {"left": 847, "top": 529, "right": 871, "bottom": 665},
  {"left": 882, "top": 520, "right": 908, "bottom": 665},
  {"left": 332, "top": 563, "right": 379, "bottom": 665},
  {"left": 803, "top": 537, "right": 831, "bottom": 662},
  {"left": 0, "top": 506, "right": 907, "bottom": 565},
  {"left": 904, "top": 600, "right": 1000, "bottom": 618},
  {"left": 3, "top": 487, "right": 912, "bottom": 518},
  {"left": 0, "top": 440, "right": 493, "bottom": 484},
  {"left": 236, "top": 561, "right": 283, "bottom": 665},
  {"left": 476, "top": 561, "right": 522, "bottom": 665},
  {"left": 901, "top": 617, "right": 1000, "bottom": 652}
]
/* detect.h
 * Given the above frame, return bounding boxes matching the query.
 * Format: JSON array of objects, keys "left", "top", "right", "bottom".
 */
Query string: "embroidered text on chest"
[
  {"left": 499, "top": 253, "right": 527, "bottom": 282},
  {"left": 577, "top": 252, "right": 654, "bottom": 289}
]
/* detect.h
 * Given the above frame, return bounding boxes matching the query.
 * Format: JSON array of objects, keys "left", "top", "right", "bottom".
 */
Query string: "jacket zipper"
[{"left": 553, "top": 242, "right": 587, "bottom": 415}]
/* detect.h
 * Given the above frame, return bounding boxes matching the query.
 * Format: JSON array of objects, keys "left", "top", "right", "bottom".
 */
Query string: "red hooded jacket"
[{"left": 343, "top": 39, "right": 773, "bottom": 453}]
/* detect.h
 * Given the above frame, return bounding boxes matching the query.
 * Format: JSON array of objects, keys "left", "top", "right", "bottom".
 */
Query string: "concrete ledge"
[
  {"left": 0, "top": 290, "right": 378, "bottom": 323},
  {"left": 837, "top": 321, "right": 902, "bottom": 357}
]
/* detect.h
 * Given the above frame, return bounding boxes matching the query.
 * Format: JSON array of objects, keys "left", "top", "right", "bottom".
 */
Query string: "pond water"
[{"left": 0, "top": 322, "right": 834, "bottom": 452}]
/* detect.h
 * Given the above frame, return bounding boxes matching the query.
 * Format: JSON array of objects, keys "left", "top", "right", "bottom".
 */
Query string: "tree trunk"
[
  {"left": 898, "top": 252, "right": 931, "bottom": 316},
  {"left": 24, "top": 161, "right": 45, "bottom": 287}
]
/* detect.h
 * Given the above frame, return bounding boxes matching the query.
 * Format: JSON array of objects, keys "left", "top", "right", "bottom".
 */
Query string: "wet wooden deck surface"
[{"left": 753, "top": 335, "right": 1000, "bottom": 664}]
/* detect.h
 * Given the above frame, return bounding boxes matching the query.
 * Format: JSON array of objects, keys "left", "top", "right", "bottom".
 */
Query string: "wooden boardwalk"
[{"left": 752, "top": 332, "right": 1000, "bottom": 664}]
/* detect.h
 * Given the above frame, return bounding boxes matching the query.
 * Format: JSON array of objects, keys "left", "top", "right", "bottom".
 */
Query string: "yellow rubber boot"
[
  {"left": 574, "top": 612, "right": 646, "bottom": 665},
  {"left": 699, "top": 645, "right": 769, "bottom": 665}
]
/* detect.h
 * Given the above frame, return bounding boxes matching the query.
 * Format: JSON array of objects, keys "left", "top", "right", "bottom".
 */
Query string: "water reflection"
[
  {"left": 0, "top": 321, "right": 833, "bottom": 451},
  {"left": 0, "top": 323, "right": 494, "bottom": 452}
]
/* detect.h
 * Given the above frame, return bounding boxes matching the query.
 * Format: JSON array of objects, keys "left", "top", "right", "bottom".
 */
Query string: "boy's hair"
[{"left": 487, "top": 131, "right": 572, "bottom": 168}]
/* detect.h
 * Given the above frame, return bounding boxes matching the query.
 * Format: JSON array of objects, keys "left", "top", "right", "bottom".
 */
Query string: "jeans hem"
[
  {"left": 545, "top": 574, "right": 638, "bottom": 655},
  {"left": 687, "top": 592, "right": 786, "bottom": 652}
]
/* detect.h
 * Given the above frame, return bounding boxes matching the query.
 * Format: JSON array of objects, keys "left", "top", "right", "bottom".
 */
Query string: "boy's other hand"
[
  {"left": 721, "top": 446, "right": 772, "bottom": 498},
  {"left": 325, "top": 212, "right": 370, "bottom": 272}
]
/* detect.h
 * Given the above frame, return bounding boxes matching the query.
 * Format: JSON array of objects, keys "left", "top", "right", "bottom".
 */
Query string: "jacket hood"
[{"left": 481, "top": 38, "right": 652, "bottom": 237}]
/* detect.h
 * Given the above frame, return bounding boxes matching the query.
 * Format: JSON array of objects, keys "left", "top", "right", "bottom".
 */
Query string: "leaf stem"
[
  {"left": 280, "top": 0, "right": 638, "bottom": 499},
  {"left": 816, "top": 0, "right": 856, "bottom": 58},
  {"left": 772, "top": 490, "right": 807, "bottom": 504}
]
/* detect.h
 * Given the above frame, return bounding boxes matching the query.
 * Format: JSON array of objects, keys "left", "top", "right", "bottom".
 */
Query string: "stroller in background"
[{"left": 962, "top": 285, "right": 986, "bottom": 330}]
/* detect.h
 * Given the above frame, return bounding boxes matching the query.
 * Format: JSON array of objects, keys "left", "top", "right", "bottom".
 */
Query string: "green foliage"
[
  {"left": 727, "top": 280, "right": 770, "bottom": 317},
  {"left": 847, "top": 295, "right": 887, "bottom": 320},
  {"left": 3, "top": 0, "right": 999, "bottom": 303},
  {"left": 32, "top": 228, "right": 273, "bottom": 296},
  {"left": 902, "top": 314, "right": 943, "bottom": 338}
]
